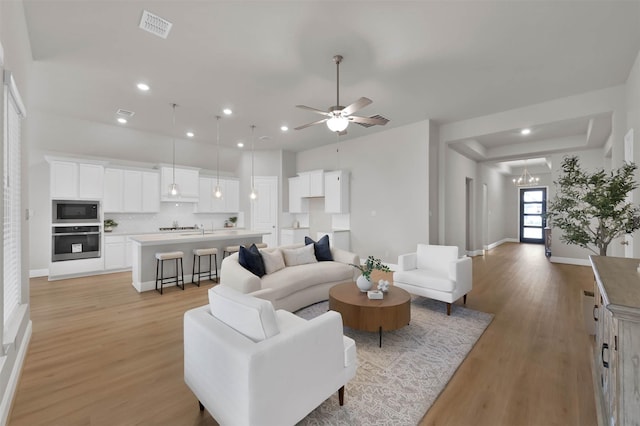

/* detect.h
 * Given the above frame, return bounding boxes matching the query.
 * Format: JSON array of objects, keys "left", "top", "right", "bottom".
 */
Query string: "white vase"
[{"left": 356, "top": 275, "right": 372, "bottom": 292}]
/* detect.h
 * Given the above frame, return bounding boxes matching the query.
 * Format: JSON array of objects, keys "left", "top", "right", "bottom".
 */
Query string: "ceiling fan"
[{"left": 294, "top": 54, "right": 389, "bottom": 134}]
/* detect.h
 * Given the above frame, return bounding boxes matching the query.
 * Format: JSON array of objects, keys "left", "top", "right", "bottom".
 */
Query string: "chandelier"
[{"left": 512, "top": 164, "right": 540, "bottom": 187}]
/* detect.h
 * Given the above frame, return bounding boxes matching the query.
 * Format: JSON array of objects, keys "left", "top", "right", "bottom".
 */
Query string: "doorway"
[
  {"left": 251, "top": 176, "right": 278, "bottom": 248},
  {"left": 519, "top": 187, "right": 546, "bottom": 244}
]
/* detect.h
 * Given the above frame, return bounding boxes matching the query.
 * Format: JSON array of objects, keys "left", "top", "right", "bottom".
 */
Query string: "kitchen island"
[{"left": 129, "top": 230, "right": 268, "bottom": 292}]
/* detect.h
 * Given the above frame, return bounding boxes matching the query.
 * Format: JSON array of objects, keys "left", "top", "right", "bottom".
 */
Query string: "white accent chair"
[
  {"left": 393, "top": 244, "right": 472, "bottom": 315},
  {"left": 184, "top": 286, "right": 357, "bottom": 426}
]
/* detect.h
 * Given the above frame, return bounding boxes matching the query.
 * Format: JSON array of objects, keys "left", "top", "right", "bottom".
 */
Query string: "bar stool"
[
  {"left": 192, "top": 247, "right": 219, "bottom": 286},
  {"left": 155, "top": 251, "right": 184, "bottom": 295},
  {"left": 223, "top": 243, "right": 267, "bottom": 258}
]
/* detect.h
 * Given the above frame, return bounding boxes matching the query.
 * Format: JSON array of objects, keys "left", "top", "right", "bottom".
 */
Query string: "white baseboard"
[
  {"left": 29, "top": 269, "right": 49, "bottom": 278},
  {"left": 485, "top": 238, "right": 518, "bottom": 251},
  {"left": 0, "top": 320, "right": 32, "bottom": 426},
  {"left": 550, "top": 256, "right": 591, "bottom": 266},
  {"left": 466, "top": 249, "right": 485, "bottom": 257}
]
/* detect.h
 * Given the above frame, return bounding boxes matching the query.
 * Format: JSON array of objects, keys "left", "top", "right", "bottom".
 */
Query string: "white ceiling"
[{"left": 21, "top": 1, "right": 640, "bottom": 157}]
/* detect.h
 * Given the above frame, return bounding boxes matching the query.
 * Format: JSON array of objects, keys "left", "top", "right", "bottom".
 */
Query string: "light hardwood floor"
[{"left": 9, "top": 243, "right": 596, "bottom": 426}]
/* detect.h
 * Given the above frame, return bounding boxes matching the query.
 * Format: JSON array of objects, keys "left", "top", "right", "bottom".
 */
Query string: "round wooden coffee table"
[{"left": 329, "top": 281, "right": 411, "bottom": 347}]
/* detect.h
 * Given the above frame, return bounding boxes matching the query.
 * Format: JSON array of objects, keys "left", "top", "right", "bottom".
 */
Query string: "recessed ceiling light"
[
  {"left": 117, "top": 117, "right": 127, "bottom": 124},
  {"left": 137, "top": 83, "right": 150, "bottom": 91},
  {"left": 521, "top": 128, "right": 531, "bottom": 135},
  {"left": 223, "top": 108, "right": 233, "bottom": 115},
  {"left": 186, "top": 131, "right": 194, "bottom": 138},
  {"left": 237, "top": 141, "right": 244, "bottom": 148},
  {"left": 281, "top": 126, "right": 289, "bottom": 132}
]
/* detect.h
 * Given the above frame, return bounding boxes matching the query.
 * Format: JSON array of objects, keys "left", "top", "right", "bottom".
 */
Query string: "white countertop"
[
  {"left": 105, "top": 227, "right": 244, "bottom": 237},
  {"left": 129, "top": 229, "right": 268, "bottom": 246}
]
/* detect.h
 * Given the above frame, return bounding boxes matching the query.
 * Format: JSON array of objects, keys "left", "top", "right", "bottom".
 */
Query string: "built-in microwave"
[{"left": 52, "top": 200, "right": 100, "bottom": 223}]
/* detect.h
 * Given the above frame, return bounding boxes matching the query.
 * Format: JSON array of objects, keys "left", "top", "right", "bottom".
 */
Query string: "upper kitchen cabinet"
[
  {"left": 324, "top": 170, "right": 350, "bottom": 213},
  {"left": 195, "top": 177, "right": 240, "bottom": 213},
  {"left": 288, "top": 176, "right": 308, "bottom": 213},
  {"left": 298, "top": 170, "right": 324, "bottom": 197},
  {"left": 48, "top": 158, "right": 105, "bottom": 200},
  {"left": 104, "top": 168, "right": 160, "bottom": 213},
  {"left": 160, "top": 166, "right": 199, "bottom": 202}
]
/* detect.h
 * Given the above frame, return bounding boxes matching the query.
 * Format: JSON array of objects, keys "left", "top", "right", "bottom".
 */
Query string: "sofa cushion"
[
  {"left": 393, "top": 269, "right": 456, "bottom": 292},
  {"left": 305, "top": 235, "right": 333, "bottom": 262},
  {"left": 261, "top": 261, "right": 353, "bottom": 300},
  {"left": 261, "top": 249, "right": 285, "bottom": 275},
  {"left": 209, "top": 286, "right": 279, "bottom": 342},
  {"left": 281, "top": 244, "right": 318, "bottom": 267},
  {"left": 239, "top": 244, "right": 266, "bottom": 277}
]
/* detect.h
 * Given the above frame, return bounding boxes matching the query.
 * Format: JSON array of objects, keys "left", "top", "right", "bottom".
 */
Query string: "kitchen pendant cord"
[{"left": 171, "top": 103, "right": 177, "bottom": 186}]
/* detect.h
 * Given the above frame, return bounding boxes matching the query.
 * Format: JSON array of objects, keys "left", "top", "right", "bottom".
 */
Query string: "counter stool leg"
[
  {"left": 160, "top": 259, "right": 165, "bottom": 295},
  {"left": 214, "top": 254, "right": 218, "bottom": 283},
  {"left": 177, "top": 258, "right": 184, "bottom": 290},
  {"left": 180, "top": 258, "right": 185, "bottom": 289},
  {"left": 192, "top": 254, "right": 199, "bottom": 286},
  {"left": 155, "top": 259, "right": 160, "bottom": 294}
]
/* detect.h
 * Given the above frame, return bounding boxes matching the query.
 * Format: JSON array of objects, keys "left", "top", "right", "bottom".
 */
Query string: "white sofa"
[
  {"left": 184, "top": 286, "right": 357, "bottom": 426},
  {"left": 393, "top": 244, "right": 472, "bottom": 315},
  {"left": 220, "top": 243, "right": 360, "bottom": 312}
]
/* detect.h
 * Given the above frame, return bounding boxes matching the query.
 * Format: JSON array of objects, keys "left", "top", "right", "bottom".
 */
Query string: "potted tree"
[{"left": 547, "top": 155, "right": 640, "bottom": 256}]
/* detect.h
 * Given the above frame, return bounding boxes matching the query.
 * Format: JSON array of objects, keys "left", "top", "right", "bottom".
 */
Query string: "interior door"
[
  {"left": 251, "top": 176, "right": 278, "bottom": 248},
  {"left": 520, "top": 188, "right": 546, "bottom": 244}
]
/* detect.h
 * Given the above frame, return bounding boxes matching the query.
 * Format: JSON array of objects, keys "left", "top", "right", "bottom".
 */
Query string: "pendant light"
[
  {"left": 213, "top": 115, "right": 223, "bottom": 199},
  {"left": 512, "top": 160, "right": 540, "bottom": 187},
  {"left": 249, "top": 125, "right": 257, "bottom": 200},
  {"left": 168, "top": 103, "right": 180, "bottom": 197}
]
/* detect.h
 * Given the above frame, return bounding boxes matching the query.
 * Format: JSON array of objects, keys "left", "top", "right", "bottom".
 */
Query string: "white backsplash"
[{"left": 105, "top": 203, "right": 245, "bottom": 233}]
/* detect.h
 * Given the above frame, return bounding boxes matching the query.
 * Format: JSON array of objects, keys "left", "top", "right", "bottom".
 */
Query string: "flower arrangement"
[
  {"left": 350, "top": 256, "right": 391, "bottom": 281},
  {"left": 104, "top": 218, "right": 118, "bottom": 232}
]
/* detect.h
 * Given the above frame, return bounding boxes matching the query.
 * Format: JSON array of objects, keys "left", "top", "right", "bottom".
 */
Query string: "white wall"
[
  {"left": 626, "top": 49, "right": 640, "bottom": 258},
  {"left": 444, "top": 147, "right": 477, "bottom": 253},
  {"left": 296, "top": 120, "right": 430, "bottom": 263}
]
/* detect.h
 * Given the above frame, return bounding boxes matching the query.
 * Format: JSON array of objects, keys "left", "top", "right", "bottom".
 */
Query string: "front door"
[{"left": 520, "top": 188, "right": 546, "bottom": 244}]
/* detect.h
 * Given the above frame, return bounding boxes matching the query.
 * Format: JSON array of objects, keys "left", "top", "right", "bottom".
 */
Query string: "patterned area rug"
[{"left": 295, "top": 297, "right": 493, "bottom": 425}]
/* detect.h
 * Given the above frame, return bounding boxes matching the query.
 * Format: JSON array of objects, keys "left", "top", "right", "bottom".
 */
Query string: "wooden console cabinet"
[{"left": 590, "top": 255, "right": 640, "bottom": 426}]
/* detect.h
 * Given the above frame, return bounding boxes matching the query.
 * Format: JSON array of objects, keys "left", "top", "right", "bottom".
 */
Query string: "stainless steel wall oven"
[{"left": 52, "top": 225, "right": 101, "bottom": 262}]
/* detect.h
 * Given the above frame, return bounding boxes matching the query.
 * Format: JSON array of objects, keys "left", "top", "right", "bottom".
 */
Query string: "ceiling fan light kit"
[
  {"left": 169, "top": 103, "right": 180, "bottom": 197},
  {"left": 295, "top": 54, "right": 389, "bottom": 134}
]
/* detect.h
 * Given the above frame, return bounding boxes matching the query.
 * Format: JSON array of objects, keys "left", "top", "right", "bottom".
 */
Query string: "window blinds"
[{"left": 3, "top": 71, "right": 24, "bottom": 323}]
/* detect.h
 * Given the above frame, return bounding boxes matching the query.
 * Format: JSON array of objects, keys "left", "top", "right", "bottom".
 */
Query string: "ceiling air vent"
[
  {"left": 139, "top": 10, "right": 173, "bottom": 39},
  {"left": 116, "top": 109, "right": 135, "bottom": 117},
  {"left": 354, "top": 115, "right": 389, "bottom": 128}
]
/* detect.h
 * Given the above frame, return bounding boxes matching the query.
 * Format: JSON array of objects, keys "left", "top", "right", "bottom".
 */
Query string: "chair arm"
[
  {"left": 450, "top": 256, "right": 472, "bottom": 293},
  {"left": 397, "top": 252, "right": 417, "bottom": 271},
  {"left": 220, "top": 254, "right": 262, "bottom": 293},
  {"left": 247, "top": 311, "right": 349, "bottom": 423}
]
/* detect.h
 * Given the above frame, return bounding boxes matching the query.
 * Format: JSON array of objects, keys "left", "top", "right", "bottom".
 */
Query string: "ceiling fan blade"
[
  {"left": 341, "top": 97, "right": 372, "bottom": 116},
  {"left": 294, "top": 118, "right": 328, "bottom": 131},
  {"left": 296, "top": 105, "right": 331, "bottom": 116},
  {"left": 349, "top": 115, "right": 389, "bottom": 126}
]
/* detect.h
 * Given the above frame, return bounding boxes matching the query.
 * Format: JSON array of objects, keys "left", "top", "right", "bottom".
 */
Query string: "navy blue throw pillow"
[
  {"left": 305, "top": 235, "right": 333, "bottom": 262},
  {"left": 238, "top": 244, "right": 266, "bottom": 277}
]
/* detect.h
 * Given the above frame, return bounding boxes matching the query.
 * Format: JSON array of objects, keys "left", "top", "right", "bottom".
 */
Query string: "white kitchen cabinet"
[
  {"left": 104, "top": 235, "right": 133, "bottom": 270},
  {"left": 50, "top": 161, "right": 104, "bottom": 200},
  {"left": 324, "top": 170, "right": 349, "bottom": 213},
  {"left": 104, "top": 168, "right": 160, "bottom": 213},
  {"left": 50, "top": 160, "right": 78, "bottom": 199},
  {"left": 288, "top": 177, "right": 308, "bottom": 213},
  {"left": 104, "top": 235, "right": 126, "bottom": 270},
  {"left": 123, "top": 170, "right": 143, "bottom": 212},
  {"left": 196, "top": 177, "right": 240, "bottom": 213},
  {"left": 317, "top": 230, "right": 350, "bottom": 251},
  {"left": 298, "top": 170, "right": 324, "bottom": 197},
  {"left": 160, "top": 166, "right": 200, "bottom": 202},
  {"left": 78, "top": 164, "right": 104, "bottom": 199},
  {"left": 141, "top": 171, "right": 160, "bottom": 212},
  {"left": 281, "top": 228, "right": 309, "bottom": 246},
  {"left": 104, "top": 168, "right": 124, "bottom": 212}
]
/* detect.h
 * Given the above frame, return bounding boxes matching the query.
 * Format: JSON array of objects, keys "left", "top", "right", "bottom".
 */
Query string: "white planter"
[{"left": 356, "top": 275, "right": 372, "bottom": 292}]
